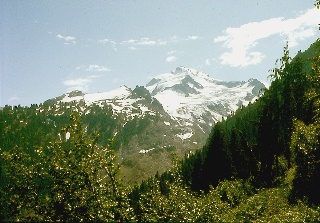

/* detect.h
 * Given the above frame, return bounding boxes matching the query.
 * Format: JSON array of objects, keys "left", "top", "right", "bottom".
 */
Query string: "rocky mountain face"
[
  {"left": 49, "top": 67, "right": 265, "bottom": 183},
  {"left": 146, "top": 66, "right": 264, "bottom": 136}
]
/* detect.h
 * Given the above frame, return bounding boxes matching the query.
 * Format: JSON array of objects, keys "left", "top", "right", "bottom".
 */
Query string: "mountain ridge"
[
  {"left": 55, "top": 66, "right": 265, "bottom": 129},
  {"left": 43, "top": 66, "right": 265, "bottom": 183},
  {"left": 145, "top": 66, "right": 264, "bottom": 127},
  {"left": 49, "top": 66, "right": 265, "bottom": 147}
]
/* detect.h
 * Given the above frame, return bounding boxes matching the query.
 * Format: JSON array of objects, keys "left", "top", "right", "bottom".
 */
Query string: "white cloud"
[
  {"left": 205, "top": 59, "right": 211, "bottom": 65},
  {"left": 99, "top": 39, "right": 118, "bottom": 51},
  {"left": 63, "top": 78, "right": 92, "bottom": 87},
  {"left": 121, "top": 37, "right": 167, "bottom": 46},
  {"left": 76, "top": 64, "right": 110, "bottom": 72},
  {"left": 138, "top": 38, "right": 157, "bottom": 45},
  {"left": 8, "top": 96, "right": 20, "bottom": 103},
  {"left": 214, "top": 8, "right": 320, "bottom": 67},
  {"left": 99, "top": 35, "right": 199, "bottom": 51},
  {"left": 166, "top": 55, "right": 177, "bottom": 62},
  {"left": 169, "top": 35, "right": 201, "bottom": 43},
  {"left": 122, "top": 39, "right": 136, "bottom": 45},
  {"left": 170, "top": 35, "right": 179, "bottom": 43},
  {"left": 86, "top": 64, "right": 110, "bottom": 72},
  {"left": 63, "top": 78, "right": 92, "bottom": 92},
  {"left": 63, "top": 75, "right": 103, "bottom": 92},
  {"left": 99, "top": 39, "right": 117, "bottom": 45},
  {"left": 56, "top": 34, "right": 76, "bottom": 44},
  {"left": 166, "top": 50, "right": 177, "bottom": 62},
  {"left": 75, "top": 65, "right": 85, "bottom": 70},
  {"left": 113, "top": 78, "right": 120, "bottom": 83},
  {"left": 158, "top": 40, "right": 168, "bottom": 46},
  {"left": 167, "top": 50, "right": 176, "bottom": 55},
  {"left": 187, "top": 35, "right": 199, "bottom": 40}
]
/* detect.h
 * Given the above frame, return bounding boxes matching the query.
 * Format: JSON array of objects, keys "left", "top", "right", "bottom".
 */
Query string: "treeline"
[{"left": 181, "top": 40, "right": 320, "bottom": 203}]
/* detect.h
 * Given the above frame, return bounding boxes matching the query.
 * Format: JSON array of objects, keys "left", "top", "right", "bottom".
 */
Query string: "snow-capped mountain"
[
  {"left": 57, "top": 86, "right": 164, "bottom": 119},
  {"left": 62, "top": 85, "right": 132, "bottom": 103},
  {"left": 57, "top": 66, "right": 265, "bottom": 139},
  {"left": 146, "top": 66, "right": 264, "bottom": 134},
  {"left": 45, "top": 66, "right": 265, "bottom": 183}
]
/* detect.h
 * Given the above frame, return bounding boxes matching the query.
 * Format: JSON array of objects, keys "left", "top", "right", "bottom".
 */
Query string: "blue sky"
[{"left": 1, "top": 0, "right": 319, "bottom": 106}]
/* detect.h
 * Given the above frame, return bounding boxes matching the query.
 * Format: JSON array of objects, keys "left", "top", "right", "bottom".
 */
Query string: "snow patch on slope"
[
  {"left": 62, "top": 86, "right": 131, "bottom": 104},
  {"left": 84, "top": 86, "right": 131, "bottom": 103},
  {"left": 60, "top": 86, "right": 157, "bottom": 119},
  {"left": 176, "top": 132, "right": 193, "bottom": 140},
  {"left": 58, "top": 66, "right": 264, "bottom": 140},
  {"left": 146, "top": 66, "right": 264, "bottom": 125}
]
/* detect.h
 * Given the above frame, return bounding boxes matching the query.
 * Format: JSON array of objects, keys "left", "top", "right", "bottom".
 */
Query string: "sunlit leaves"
[
  {"left": 316, "top": 0, "right": 320, "bottom": 9},
  {"left": 290, "top": 42, "right": 320, "bottom": 204},
  {"left": 0, "top": 112, "right": 134, "bottom": 221}
]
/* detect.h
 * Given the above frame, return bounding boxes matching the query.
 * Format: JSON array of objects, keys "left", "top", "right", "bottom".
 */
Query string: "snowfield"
[
  {"left": 58, "top": 66, "right": 265, "bottom": 144},
  {"left": 146, "top": 66, "right": 263, "bottom": 125}
]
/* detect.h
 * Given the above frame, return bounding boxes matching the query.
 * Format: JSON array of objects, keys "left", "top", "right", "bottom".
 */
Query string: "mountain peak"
[
  {"left": 146, "top": 67, "right": 212, "bottom": 96},
  {"left": 172, "top": 66, "right": 210, "bottom": 79},
  {"left": 146, "top": 67, "right": 265, "bottom": 125},
  {"left": 54, "top": 67, "right": 265, "bottom": 134}
]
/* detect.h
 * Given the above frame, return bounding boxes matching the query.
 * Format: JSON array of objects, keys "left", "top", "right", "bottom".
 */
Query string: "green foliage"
[
  {"left": 230, "top": 127, "right": 258, "bottom": 179},
  {"left": 1, "top": 112, "right": 134, "bottom": 221},
  {"left": 290, "top": 40, "right": 320, "bottom": 204},
  {"left": 128, "top": 166, "right": 320, "bottom": 222},
  {"left": 233, "top": 186, "right": 320, "bottom": 222},
  {"left": 215, "top": 179, "right": 255, "bottom": 207},
  {"left": 181, "top": 38, "right": 320, "bottom": 198},
  {"left": 132, "top": 85, "right": 152, "bottom": 103},
  {"left": 202, "top": 122, "right": 232, "bottom": 190}
]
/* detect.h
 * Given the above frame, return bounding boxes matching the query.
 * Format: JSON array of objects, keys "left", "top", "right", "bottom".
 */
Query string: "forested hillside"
[
  {"left": 129, "top": 39, "right": 320, "bottom": 222},
  {"left": 0, "top": 88, "right": 188, "bottom": 184},
  {"left": 1, "top": 35, "right": 320, "bottom": 223},
  {"left": 180, "top": 39, "right": 320, "bottom": 198}
]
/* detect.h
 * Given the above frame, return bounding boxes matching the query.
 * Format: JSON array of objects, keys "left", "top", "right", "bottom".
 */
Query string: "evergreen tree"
[
  {"left": 230, "top": 127, "right": 257, "bottom": 179},
  {"left": 290, "top": 40, "right": 320, "bottom": 204},
  {"left": 202, "top": 122, "right": 232, "bottom": 191}
]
